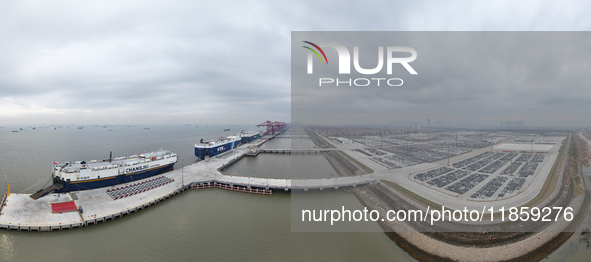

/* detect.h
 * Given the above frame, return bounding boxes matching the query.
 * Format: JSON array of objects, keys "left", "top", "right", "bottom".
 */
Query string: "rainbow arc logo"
[{"left": 302, "top": 41, "right": 328, "bottom": 65}]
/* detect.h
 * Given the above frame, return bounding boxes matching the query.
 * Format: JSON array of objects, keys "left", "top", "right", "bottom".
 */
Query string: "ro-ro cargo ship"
[
  {"left": 51, "top": 149, "right": 177, "bottom": 192},
  {"left": 195, "top": 135, "right": 241, "bottom": 160}
]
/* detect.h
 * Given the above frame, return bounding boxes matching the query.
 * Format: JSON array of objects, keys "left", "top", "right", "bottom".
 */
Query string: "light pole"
[{"left": 181, "top": 158, "right": 184, "bottom": 187}]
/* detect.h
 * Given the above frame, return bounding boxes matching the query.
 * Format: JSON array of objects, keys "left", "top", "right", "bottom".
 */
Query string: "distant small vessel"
[
  {"left": 12, "top": 130, "right": 18, "bottom": 133},
  {"left": 19, "top": 128, "right": 23, "bottom": 130},
  {"left": 223, "top": 129, "right": 230, "bottom": 131},
  {"left": 143, "top": 128, "right": 150, "bottom": 130}
]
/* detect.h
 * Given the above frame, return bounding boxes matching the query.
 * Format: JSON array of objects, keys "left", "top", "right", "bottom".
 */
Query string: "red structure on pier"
[
  {"left": 256, "top": 121, "right": 289, "bottom": 135},
  {"left": 50, "top": 201, "right": 78, "bottom": 213}
]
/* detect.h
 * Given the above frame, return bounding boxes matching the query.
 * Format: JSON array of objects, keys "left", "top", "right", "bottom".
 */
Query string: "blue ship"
[{"left": 195, "top": 135, "right": 241, "bottom": 160}]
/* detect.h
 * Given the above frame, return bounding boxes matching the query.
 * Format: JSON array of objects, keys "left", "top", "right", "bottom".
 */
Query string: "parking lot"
[
  {"left": 518, "top": 162, "right": 538, "bottom": 177},
  {"left": 531, "top": 154, "right": 545, "bottom": 162},
  {"left": 446, "top": 173, "right": 489, "bottom": 195},
  {"left": 339, "top": 131, "right": 560, "bottom": 202},
  {"left": 516, "top": 153, "right": 533, "bottom": 162},
  {"left": 410, "top": 150, "right": 547, "bottom": 199},
  {"left": 427, "top": 170, "right": 471, "bottom": 187},
  {"left": 498, "top": 177, "right": 526, "bottom": 197},
  {"left": 501, "top": 161, "right": 523, "bottom": 175},
  {"left": 414, "top": 167, "right": 454, "bottom": 181},
  {"left": 471, "top": 176, "right": 508, "bottom": 198},
  {"left": 383, "top": 154, "right": 423, "bottom": 167},
  {"left": 365, "top": 148, "right": 386, "bottom": 155},
  {"left": 479, "top": 159, "right": 508, "bottom": 174},
  {"left": 452, "top": 151, "right": 494, "bottom": 168},
  {"left": 323, "top": 128, "right": 563, "bottom": 207},
  {"left": 499, "top": 152, "right": 518, "bottom": 161}
]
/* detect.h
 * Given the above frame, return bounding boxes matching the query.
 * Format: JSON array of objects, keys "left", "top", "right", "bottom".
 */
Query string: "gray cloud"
[
  {"left": 1, "top": 1, "right": 590, "bottom": 125},
  {"left": 292, "top": 31, "right": 591, "bottom": 127}
]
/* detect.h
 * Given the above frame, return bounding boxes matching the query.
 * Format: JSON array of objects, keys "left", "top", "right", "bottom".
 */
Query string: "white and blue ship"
[
  {"left": 194, "top": 130, "right": 263, "bottom": 160},
  {"left": 195, "top": 135, "right": 241, "bottom": 160},
  {"left": 52, "top": 150, "right": 177, "bottom": 192}
]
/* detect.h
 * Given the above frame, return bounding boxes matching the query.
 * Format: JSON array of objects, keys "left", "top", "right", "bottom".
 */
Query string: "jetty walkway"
[{"left": 259, "top": 149, "right": 335, "bottom": 154}]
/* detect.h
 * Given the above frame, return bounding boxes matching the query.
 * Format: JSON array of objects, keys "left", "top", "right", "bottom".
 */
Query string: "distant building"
[
  {"left": 501, "top": 121, "right": 524, "bottom": 127},
  {"left": 493, "top": 143, "right": 552, "bottom": 153}
]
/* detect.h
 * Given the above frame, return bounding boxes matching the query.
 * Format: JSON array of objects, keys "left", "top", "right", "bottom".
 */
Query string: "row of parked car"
[
  {"left": 498, "top": 177, "right": 526, "bottom": 197},
  {"left": 411, "top": 150, "right": 546, "bottom": 198},
  {"left": 518, "top": 162, "right": 539, "bottom": 177},
  {"left": 427, "top": 170, "right": 470, "bottom": 188},
  {"left": 516, "top": 154, "right": 533, "bottom": 162},
  {"left": 531, "top": 154, "right": 545, "bottom": 162},
  {"left": 479, "top": 159, "right": 509, "bottom": 174},
  {"left": 470, "top": 176, "right": 508, "bottom": 198},
  {"left": 414, "top": 167, "right": 454, "bottom": 181},
  {"left": 446, "top": 173, "right": 489, "bottom": 195},
  {"left": 452, "top": 151, "right": 494, "bottom": 168},
  {"left": 501, "top": 161, "right": 523, "bottom": 175}
]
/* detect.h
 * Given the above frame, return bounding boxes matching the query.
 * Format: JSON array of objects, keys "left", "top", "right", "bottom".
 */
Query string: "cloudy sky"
[
  {"left": 292, "top": 32, "right": 591, "bottom": 127},
  {"left": 1, "top": 0, "right": 590, "bottom": 125}
]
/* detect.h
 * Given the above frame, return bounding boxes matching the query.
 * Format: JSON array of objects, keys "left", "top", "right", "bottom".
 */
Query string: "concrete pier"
[{"left": 0, "top": 142, "right": 374, "bottom": 232}]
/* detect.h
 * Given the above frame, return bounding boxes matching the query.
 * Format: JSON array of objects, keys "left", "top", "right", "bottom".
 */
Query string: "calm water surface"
[{"left": 0, "top": 125, "right": 414, "bottom": 261}]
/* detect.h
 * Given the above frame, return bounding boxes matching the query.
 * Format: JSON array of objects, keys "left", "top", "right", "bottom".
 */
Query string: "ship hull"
[
  {"left": 240, "top": 133, "right": 261, "bottom": 143},
  {"left": 195, "top": 140, "right": 238, "bottom": 160},
  {"left": 55, "top": 163, "right": 175, "bottom": 192}
]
